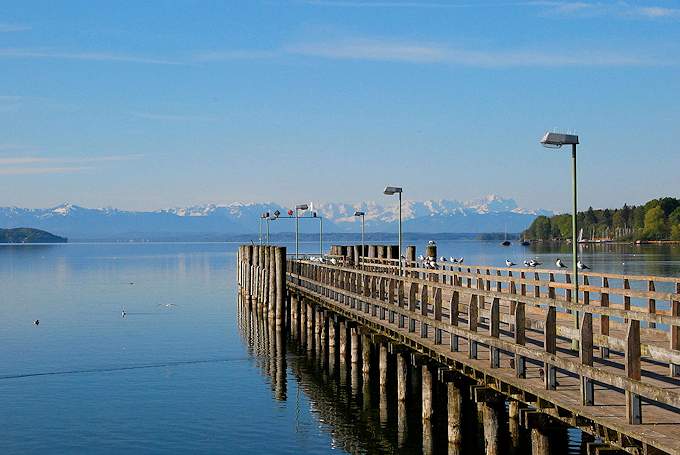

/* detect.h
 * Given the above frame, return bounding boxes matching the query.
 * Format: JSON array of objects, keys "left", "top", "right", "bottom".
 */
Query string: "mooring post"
[
  {"left": 422, "top": 363, "right": 433, "bottom": 422},
  {"left": 379, "top": 343, "right": 388, "bottom": 393},
  {"left": 275, "top": 247, "right": 286, "bottom": 328},
  {"left": 508, "top": 400, "right": 521, "bottom": 454}
]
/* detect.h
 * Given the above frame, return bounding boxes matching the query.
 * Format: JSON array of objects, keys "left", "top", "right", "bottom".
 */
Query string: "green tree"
[
  {"left": 669, "top": 207, "right": 680, "bottom": 226},
  {"left": 643, "top": 206, "right": 666, "bottom": 240},
  {"left": 672, "top": 224, "right": 680, "bottom": 241}
]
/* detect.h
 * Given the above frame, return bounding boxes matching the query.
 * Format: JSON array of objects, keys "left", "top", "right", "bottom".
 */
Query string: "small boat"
[{"left": 500, "top": 225, "right": 511, "bottom": 246}]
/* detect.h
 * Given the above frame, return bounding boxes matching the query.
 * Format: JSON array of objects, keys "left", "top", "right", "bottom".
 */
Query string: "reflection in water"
[{"left": 238, "top": 294, "right": 589, "bottom": 454}]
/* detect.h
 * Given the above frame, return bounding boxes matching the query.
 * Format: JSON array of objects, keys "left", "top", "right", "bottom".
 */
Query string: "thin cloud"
[
  {"left": 0, "top": 48, "right": 182, "bottom": 65},
  {"left": 0, "top": 154, "right": 143, "bottom": 165},
  {"left": 131, "top": 111, "right": 220, "bottom": 122},
  {"left": 193, "top": 50, "right": 278, "bottom": 61},
  {"left": 302, "top": 0, "right": 518, "bottom": 7},
  {"left": 0, "top": 166, "right": 91, "bottom": 175},
  {"left": 0, "top": 23, "right": 31, "bottom": 33},
  {"left": 533, "top": 1, "right": 680, "bottom": 19},
  {"left": 286, "top": 38, "right": 659, "bottom": 67}
]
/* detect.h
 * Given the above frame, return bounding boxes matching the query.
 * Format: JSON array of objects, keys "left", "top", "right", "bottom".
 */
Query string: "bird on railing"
[
  {"left": 505, "top": 260, "right": 516, "bottom": 267},
  {"left": 450, "top": 257, "right": 457, "bottom": 263},
  {"left": 457, "top": 257, "right": 464, "bottom": 264},
  {"left": 577, "top": 260, "right": 590, "bottom": 270},
  {"left": 418, "top": 255, "right": 425, "bottom": 261},
  {"left": 529, "top": 259, "right": 542, "bottom": 267},
  {"left": 330, "top": 258, "right": 337, "bottom": 265},
  {"left": 439, "top": 256, "right": 447, "bottom": 263},
  {"left": 555, "top": 258, "right": 567, "bottom": 268},
  {"left": 523, "top": 260, "right": 530, "bottom": 267}
]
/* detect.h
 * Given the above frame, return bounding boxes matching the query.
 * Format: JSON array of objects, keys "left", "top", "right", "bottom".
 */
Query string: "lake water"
[{"left": 1, "top": 240, "right": 679, "bottom": 454}]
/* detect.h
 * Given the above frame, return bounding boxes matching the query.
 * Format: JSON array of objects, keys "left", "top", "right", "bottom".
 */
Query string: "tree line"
[{"left": 524, "top": 197, "right": 680, "bottom": 241}]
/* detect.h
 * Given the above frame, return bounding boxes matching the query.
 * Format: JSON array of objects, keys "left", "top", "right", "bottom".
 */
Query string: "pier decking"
[{"left": 238, "top": 244, "right": 680, "bottom": 455}]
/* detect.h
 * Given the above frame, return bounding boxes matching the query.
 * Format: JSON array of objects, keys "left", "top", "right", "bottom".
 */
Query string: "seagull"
[
  {"left": 439, "top": 256, "right": 447, "bottom": 262},
  {"left": 523, "top": 260, "right": 530, "bottom": 267},
  {"left": 33, "top": 319, "right": 40, "bottom": 325},
  {"left": 529, "top": 259, "right": 542, "bottom": 267},
  {"left": 428, "top": 240, "right": 436, "bottom": 246},
  {"left": 555, "top": 258, "right": 567, "bottom": 268},
  {"left": 418, "top": 255, "right": 425, "bottom": 261},
  {"left": 429, "top": 261, "right": 438, "bottom": 269},
  {"left": 457, "top": 257, "right": 464, "bottom": 264},
  {"left": 121, "top": 310, "right": 127, "bottom": 317},
  {"left": 505, "top": 260, "right": 516, "bottom": 267},
  {"left": 427, "top": 256, "right": 434, "bottom": 261},
  {"left": 577, "top": 260, "right": 590, "bottom": 270},
  {"left": 330, "top": 258, "right": 337, "bottom": 265},
  {"left": 158, "top": 303, "right": 177, "bottom": 308}
]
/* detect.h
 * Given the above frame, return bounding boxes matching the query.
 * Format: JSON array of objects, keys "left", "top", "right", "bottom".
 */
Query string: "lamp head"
[
  {"left": 383, "top": 186, "right": 403, "bottom": 195},
  {"left": 354, "top": 211, "right": 365, "bottom": 217},
  {"left": 273, "top": 210, "right": 281, "bottom": 218},
  {"left": 295, "top": 204, "right": 309, "bottom": 211},
  {"left": 540, "top": 132, "right": 579, "bottom": 148}
]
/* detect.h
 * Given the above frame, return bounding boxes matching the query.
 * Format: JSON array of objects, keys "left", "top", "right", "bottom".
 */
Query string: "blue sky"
[{"left": 1, "top": 0, "right": 679, "bottom": 212}]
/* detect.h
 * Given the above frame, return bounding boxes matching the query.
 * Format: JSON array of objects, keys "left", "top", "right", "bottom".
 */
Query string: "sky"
[{"left": 1, "top": 0, "right": 679, "bottom": 213}]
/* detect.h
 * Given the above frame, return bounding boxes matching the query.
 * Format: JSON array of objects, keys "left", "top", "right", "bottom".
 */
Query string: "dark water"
[{"left": 1, "top": 241, "right": 678, "bottom": 454}]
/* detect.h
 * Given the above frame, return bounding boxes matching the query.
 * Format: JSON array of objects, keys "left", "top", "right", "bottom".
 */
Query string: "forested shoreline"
[{"left": 524, "top": 197, "right": 680, "bottom": 241}]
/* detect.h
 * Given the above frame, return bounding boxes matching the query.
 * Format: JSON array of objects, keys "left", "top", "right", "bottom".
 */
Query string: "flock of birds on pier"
[{"left": 308, "top": 253, "right": 591, "bottom": 271}]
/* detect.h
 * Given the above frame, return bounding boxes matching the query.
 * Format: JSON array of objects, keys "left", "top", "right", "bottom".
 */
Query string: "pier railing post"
[
  {"left": 580, "top": 312, "right": 594, "bottom": 405},
  {"left": 275, "top": 246, "right": 286, "bottom": 328},
  {"left": 625, "top": 320, "right": 642, "bottom": 424},
  {"left": 672, "top": 282, "right": 680, "bottom": 377},
  {"left": 450, "top": 291, "right": 459, "bottom": 352}
]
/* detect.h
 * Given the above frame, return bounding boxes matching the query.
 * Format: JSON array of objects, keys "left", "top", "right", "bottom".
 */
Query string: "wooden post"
[
  {"left": 269, "top": 246, "right": 277, "bottom": 319},
  {"left": 489, "top": 297, "right": 500, "bottom": 368},
  {"left": 422, "top": 364, "right": 433, "bottom": 422},
  {"left": 468, "top": 294, "right": 478, "bottom": 359},
  {"left": 388, "top": 279, "right": 396, "bottom": 323},
  {"left": 434, "top": 287, "right": 443, "bottom": 344},
  {"left": 544, "top": 306, "right": 557, "bottom": 390},
  {"left": 362, "top": 334, "right": 371, "bottom": 383},
  {"left": 648, "top": 280, "right": 656, "bottom": 329},
  {"left": 397, "top": 351, "right": 408, "bottom": 402},
  {"left": 580, "top": 312, "right": 594, "bottom": 405},
  {"left": 275, "top": 247, "right": 286, "bottom": 327},
  {"left": 450, "top": 291, "right": 459, "bottom": 352},
  {"left": 482, "top": 395, "right": 504, "bottom": 455},
  {"left": 398, "top": 281, "right": 405, "bottom": 328},
  {"left": 530, "top": 414, "right": 551, "bottom": 455},
  {"left": 408, "top": 282, "right": 418, "bottom": 333},
  {"left": 625, "top": 320, "right": 642, "bottom": 424},
  {"left": 600, "top": 277, "right": 610, "bottom": 358},
  {"left": 338, "top": 320, "right": 347, "bottom": 364},
  {"left": 672, "top": 283, "right": 680, "bottom": 377},
  {"left": 379, "top": 343, "right": 388, "bottom": 393},
  {"left": 350, "top": 328, "right": 360, "bottom": 366},
  {"left": 447, "top": 380, "right": 463, "bottom": 454},
  {"left": 420, "top": 284, "right": 429, "bottom": 338}
]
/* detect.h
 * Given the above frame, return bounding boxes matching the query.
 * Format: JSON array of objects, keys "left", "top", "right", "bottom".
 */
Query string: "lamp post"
[
  {"left": 383, "top": 186, "right": 403, "bottom": 276},
  {"left": 312, "top": 211, "right": 323, "bottom": 257},
  {"left": 541, "top": 131, "right": 580, "bottom": 350},
  {"left": 295, "top": 204, "right": 308, "bottom": 260},
  {"left": 354, "top": 211, "right": 365, "bottom": 268},
  {"left": 261, "top": 212, "right": 270, "bottom": 245}
]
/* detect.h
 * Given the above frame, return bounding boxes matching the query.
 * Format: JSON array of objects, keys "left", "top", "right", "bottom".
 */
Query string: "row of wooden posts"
[{"left": 237, "top": 245, "right": 287, "bottom": 326}]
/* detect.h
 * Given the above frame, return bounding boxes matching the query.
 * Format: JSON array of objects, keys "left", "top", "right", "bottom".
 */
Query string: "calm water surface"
[{"left": 1, "top": 241, "right": 678, "bottom": 454}]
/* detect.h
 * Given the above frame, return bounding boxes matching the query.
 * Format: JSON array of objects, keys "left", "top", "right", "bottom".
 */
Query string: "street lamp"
[
  {"left": 261, "top": 212, "right": 270, "bottom": 244},
  {"left": 295, "top": 204, "right": 308, "bottom": 259},
  {"left": 383, "top": 186, "right": 403, "bottom": 276},
  {"left": 541, "top": 131, "right": 580, "bottom": 350},
  {"left": 354, "top": 211, "right": 365, "bottom": 268},
  {"left": 312, "top": 211, "right": 323, "bottom": 257}
]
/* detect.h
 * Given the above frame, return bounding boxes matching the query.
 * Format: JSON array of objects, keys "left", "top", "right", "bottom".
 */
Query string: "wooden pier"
[{"left": 237, "top": 244, "right": 680, "bottom": 455}]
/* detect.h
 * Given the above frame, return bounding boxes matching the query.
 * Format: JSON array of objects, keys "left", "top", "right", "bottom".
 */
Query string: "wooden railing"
[{"left": 287, "top": 258, "right": 680, "bottom": 429}]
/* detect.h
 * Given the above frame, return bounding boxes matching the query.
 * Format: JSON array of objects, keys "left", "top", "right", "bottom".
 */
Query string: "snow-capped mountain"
[{"left": 0, "top": 195, "right": 551, "bottom": 240}]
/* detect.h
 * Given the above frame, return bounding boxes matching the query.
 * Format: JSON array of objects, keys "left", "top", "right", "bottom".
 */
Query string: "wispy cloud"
[
  {"left": 0, "top": 23, "right": 31, "bottom": 33},
  {"left": 286, "top": 38, "right": 659, "bottom": 66},
  {"left": 0, "top": 166, "right": 91, "bottom": 175},
  {"left": 302, "top": 0, "right": 519, "bottom": 7},
  {"left": 131, "top": 111, "right": 219, "bottom": 122},
  {"left": 0, "top": 154, "right": 143, "bottom": 175},
  {"left": 0, "top": 48, "right": 182, "bottom": 65},
  {"left": 533, "top": 1, "right": 680, "bottom": 19},
  {"left": 192, "top": 50, "right": 278, "bottom": 61}
]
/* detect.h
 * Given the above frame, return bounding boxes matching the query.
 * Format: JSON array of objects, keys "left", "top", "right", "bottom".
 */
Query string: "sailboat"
[{"left": 501, "top": 224, "right": 511, "bottom": 246}]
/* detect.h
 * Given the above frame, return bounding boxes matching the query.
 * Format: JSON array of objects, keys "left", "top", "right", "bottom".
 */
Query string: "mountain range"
[{"left": 0, "top": 195, "right": 551, "bottom": 241}]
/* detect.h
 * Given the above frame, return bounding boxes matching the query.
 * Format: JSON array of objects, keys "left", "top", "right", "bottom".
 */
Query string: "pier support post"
[
  {"left": 422, "top": 364, "right": 433, "bottom": 422},
  {"left": 379, "top": 343, "right": 388, "bottom": 393},
  {"left": 362, "top": 334, "right": 371, "bottom": 382},
  {"left": 529, "top": 414, "right": 550, "bottom": 455},
  {"left": 350, "top": 328, "right": 360, "bottom": 366},
  {"left": 274, "top": 247, "right": 286, "bottom": 328},
  {"left": 508, "top": 400, "right": 521, "bottom": 454},
  {"left": 339, "top": 320, "right": 347, "bottom": 364},
  {"left": 446, "top": 379, "right": 464, "bottom": 455}
]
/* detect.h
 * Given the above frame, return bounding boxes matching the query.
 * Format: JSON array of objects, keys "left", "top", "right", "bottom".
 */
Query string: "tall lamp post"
[
  {"left": 311, "top": 211, "right": 323, "bottom": 257},
  {"left": 354, "top": 211, "right": 365, "bottom": 268},
  {"left": 383, "top": 186, "right": 403, "bottom": 276},
  {"left": 295, "top": 204, "right": 308, "bottom": 260},
  {"left": 261, "top": 212, "right": 270, "bottom": 245},
  {"left": 541, "top": 131, "right": 580, "bottom": 350}
]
